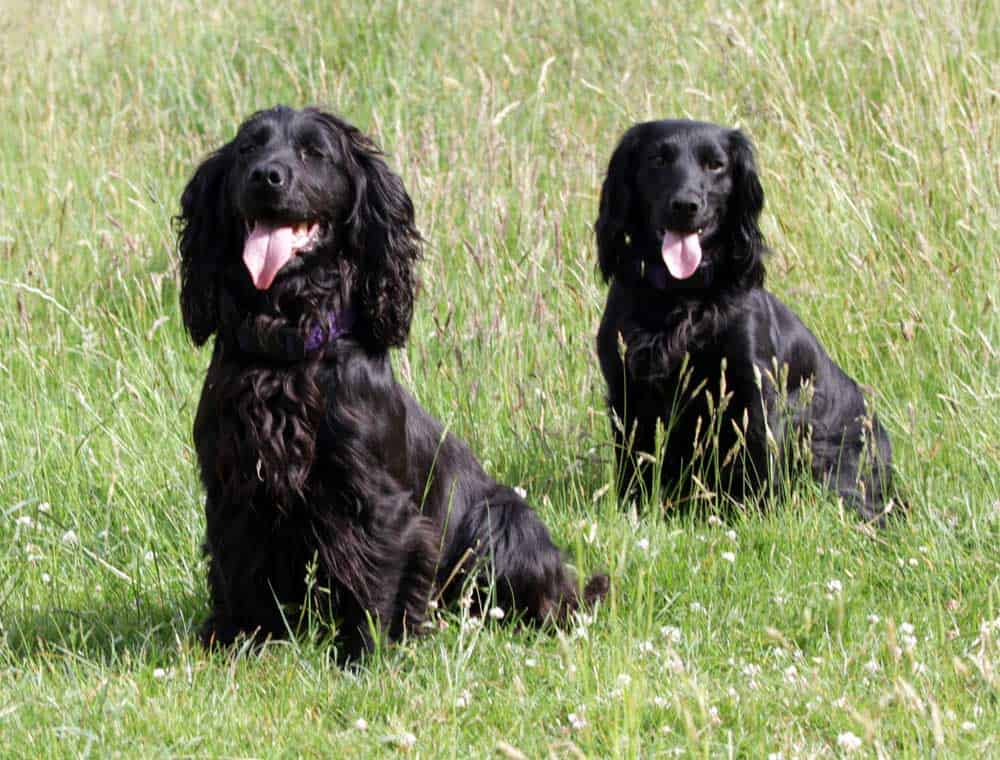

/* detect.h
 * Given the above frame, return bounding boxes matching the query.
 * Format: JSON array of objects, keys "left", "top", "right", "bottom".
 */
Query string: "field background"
[{"left": 1, "top": 0, "right": 997, "bottom": 756}]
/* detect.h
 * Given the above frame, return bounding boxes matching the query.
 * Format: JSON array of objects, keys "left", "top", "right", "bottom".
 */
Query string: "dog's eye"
[
  {"left": 239, "top": 142, "right": 257, "bottom": 155},
  {"left": 705, "top": 158, "right": 726, "bottom": 173},
  {"left": 650, "top": 153, "right": 669, "bottom": 168},
  {"left": 300, "top": 146, "right": 325, "bottom": 160}
]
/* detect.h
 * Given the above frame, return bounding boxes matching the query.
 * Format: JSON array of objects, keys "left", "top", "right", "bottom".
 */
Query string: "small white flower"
[
  {"left": 899, "top": 622, "right": 915, "bottom": 636},
  {"left": 459, "top": 596, "right": 473, "bottom": 610},
  {"left": 524, "top": 657, "right": 537, "bottom": 668},
  {"left": 513, "top": 486, "right": 527, "bottom": 499},
  {"left": 837, "top": 731, "right": 863, "bottom": 753},
  {"left": 15, "top": 515, "right": 35, "bottom": 529},
  {"left": 455, "top": 689, "right": 471, "bottom": 708},
  {"left": 908, "top": 557, "right": 919, "bottom": 567},
  {"left": 863, "top": 659, "right": 881, "bottom": 674},
  {"left": 721, "top": 551, "right": 736, "bottom": 563},
  {"left": 726, "top": 529, "right": 737, "bottom": 541},
  {"left": 396, "top": 732, "right": 416, "bottom": 749},
  {"left": 868, "top": 613, "right": 881, "bottom": 624},
  {"left": 427, "top": 599, "right": 438, "bottom": 611},
  {"left": 708, "top": 706, "right": 721, "bottom": 725},
  {"left": 40, "top": 573, "right": 51, "bottom": 584},
  {"left": 568, "top": 712, "right": 587, "bottom": 730},
  {"left": 144, "top": 550, "right": 154, "bottom": 563},
  {"left": 616, "top": 673, "right": 632, "bottom": 688},
  {"left": 61, "top": 530, "right": 78, "bottom": 545},
  {"left": 707, "top": 515, "right": 723, "bottom": 527},
  {"left": 660, "top": 625, "right": 682, "bottom": 643},
  {"left": 783, "top": 665, "right": 798, "bottom": 684},
  {"left": 153, "top": 668, "right": 168, "bottom": 679},
  {"left": 961, "top": 721, "right": 976, "bottom": 733},
  {"left": 37, "top": 502, "right": 51, "bottom": 513},
  {"left": 354, "top": 718, "right": 368, "bottom": 731},
  {"left": 488, "top": 606, "right": 505, "bottom": 620},
  {"left": 652, "top": 696, "right": 668, "bottom": 708},
  {"left": 826, "top": 579, "right": 843, "bottom": 594},
  {"left": 635, "top": 537, "right": 650, "bottom": 552},
  {"left": 638, "top": 639, "right": 655, "bottom": 654},
  {"left": 690, "top": 602, "right": 705, "bottom": 614},
  {"left": 768, "top": 753, "right": 784, "bottom": 760}
]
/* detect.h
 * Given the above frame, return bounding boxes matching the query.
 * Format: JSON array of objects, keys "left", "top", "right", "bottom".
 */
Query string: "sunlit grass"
[{"left": 0, "top": 0, "right": 997, "bottom": 756}]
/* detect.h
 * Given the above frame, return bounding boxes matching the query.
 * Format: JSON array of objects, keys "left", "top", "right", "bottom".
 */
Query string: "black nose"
[
  {"left": 671, "top": 195, "right": 702, "bottom": 217},
  {"left": 250, "top": 162, "right": 289, "bottom": 188}
]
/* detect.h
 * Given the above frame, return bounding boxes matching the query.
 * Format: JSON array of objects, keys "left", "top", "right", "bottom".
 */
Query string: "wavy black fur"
[
  {"left": 177, "top": 106, "right": 607, "bottom": 660},
  {"left": 595, "top": 120, "right": 894, "bottom": 522}
]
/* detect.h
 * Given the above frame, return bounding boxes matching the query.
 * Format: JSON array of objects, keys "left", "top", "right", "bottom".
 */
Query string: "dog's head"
[
  {"left": 177, "top": 106, "right": 420, "bottom": 349},
  {"left": 595, "top": 119, "right": 766, "bottom": 291}
]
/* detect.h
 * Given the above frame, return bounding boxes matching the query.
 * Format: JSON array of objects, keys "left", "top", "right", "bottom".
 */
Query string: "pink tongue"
[
  {"left": 242, "top": 222, "right": 294, "bottom": 290},
  {"left": 661, "top": 230, "right": 702, "bottom": 280}
]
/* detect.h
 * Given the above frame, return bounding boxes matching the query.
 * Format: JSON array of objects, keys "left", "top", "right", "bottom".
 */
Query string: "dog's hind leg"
[{"left": 441, "top": 486, "right": 608, "bottom": 625}]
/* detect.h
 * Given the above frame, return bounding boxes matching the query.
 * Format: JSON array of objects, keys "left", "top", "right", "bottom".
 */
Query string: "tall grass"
[{"left": 1, "top": 0, "right": 997, "bottom": 756}]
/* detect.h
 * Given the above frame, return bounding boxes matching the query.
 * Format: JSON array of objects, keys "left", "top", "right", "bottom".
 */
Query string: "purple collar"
[{"left": 236, "top": 309, "right": 356, "bottom": 361}]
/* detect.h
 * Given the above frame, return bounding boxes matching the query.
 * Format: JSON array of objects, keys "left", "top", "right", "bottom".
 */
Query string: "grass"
[{"left": 1, "top": 0, "right": 997, "bottom": 756}]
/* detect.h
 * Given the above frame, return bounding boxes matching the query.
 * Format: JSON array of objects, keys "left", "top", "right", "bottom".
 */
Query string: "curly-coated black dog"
[
  {"left": 595, "top": 119, "right": 893, "bottom": 522},
  {"left": 177, "top": 106, "right": 607, "bottom": 660}
]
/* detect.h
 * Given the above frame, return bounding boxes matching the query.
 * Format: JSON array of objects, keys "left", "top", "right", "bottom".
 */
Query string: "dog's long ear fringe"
[
  {"left": 329, "top": 114, "right": 421, "bottom": 349},
  {"left": 176, "top": 147, "right": 234, "bottom": 345},
  {"left": 595, "top": 128, "right": 638, "bottom": 283},
  {"left": 727, "top": 129, "right": 767, "bottom": 287}
]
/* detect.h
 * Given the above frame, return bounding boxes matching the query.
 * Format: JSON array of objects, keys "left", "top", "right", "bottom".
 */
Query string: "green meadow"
[{"left": 0, "top": 0, "right": 997, "bottom": 756}]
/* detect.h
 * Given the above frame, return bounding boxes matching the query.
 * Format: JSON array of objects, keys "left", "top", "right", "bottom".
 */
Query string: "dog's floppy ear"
[
  {"left": 726, "top": 129, "right": 767, "bottom": 284},
  {"left": 595, "top": 127, "right": 639, "bottom": 283},
  {"left": 176, "top": 146, "right": 235, "bottom": 345},
  {"left": 331, "top": 117, "right": 421, "bottom": 349}
]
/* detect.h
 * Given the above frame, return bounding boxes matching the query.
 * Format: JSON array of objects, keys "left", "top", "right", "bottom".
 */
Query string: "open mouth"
[
  {"left": 242, "top": 219, "right": 322, "bottom": 290},
  {"left": 659, "top": 227, "right": 704, "bottom": 280}
]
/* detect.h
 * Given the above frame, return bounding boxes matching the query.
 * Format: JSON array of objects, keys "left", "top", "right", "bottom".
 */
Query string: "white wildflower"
[
  {"left": 661, "top": 625, "right": 682, "bottom": 643},
  {"left": 153, "top": 668, "right": 168, "bottom": 679},
  {"left": 41, "top": 573, "right": 51, "bottom": 584},
  {"left": 568, "top": 712, "right": 587, "bottom": 730},
  {"left": 15, "top": 515, "right": 35, "bottom": 529},
  {"left": 37, "top": 502, "right": 51, "bottom": 513},
  {"left": 863, "top": 659, "right": 881, "bottom": 674},
  {"left": 721, "top": 551, "right": 736, "bottom": 563},
  {"left": 144, "top": 550, "right": 154, "bottom": 562},
  {"left": 354, "top": 718, "right": 368, "bottom": 731},
  {"left": 635, "top": 537, "right": 650, "bottom": 552},
  {"left": 836, "top": 732, "right": 862, "bottom": 753},
  {"left": 61, "top": 530, "right": 78, "bottom": 545},
  {"left": 638, "top": 639, "right": 655, "bottom": 655},
  {"left": 726, "top": 529, "right": 737, "bottom": 541},
  {"left": 826, "top": 579, "right": 842, "bottom": 594},
  {"left": 396, "top": 732, "right": 416, "bottom": 749},
  {"left": 867, "top": 613, "right": 880, "bottom": 624},
  {"left": 961, "top": 721, "right": 976, "bottom": 733},
  {"left": 488, "top": 607, "right": 505, "bottom": 620},
  {"left": 455, "top": 689, "right": 472, "bottom": 708}
]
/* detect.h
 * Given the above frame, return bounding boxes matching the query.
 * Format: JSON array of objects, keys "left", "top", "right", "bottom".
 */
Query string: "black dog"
[
  {"left": 595, "top": 120, "right": 893, "bottom": 522},
  {"left": 177, "top": 106, "right": 607, "bottom": 660}
]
